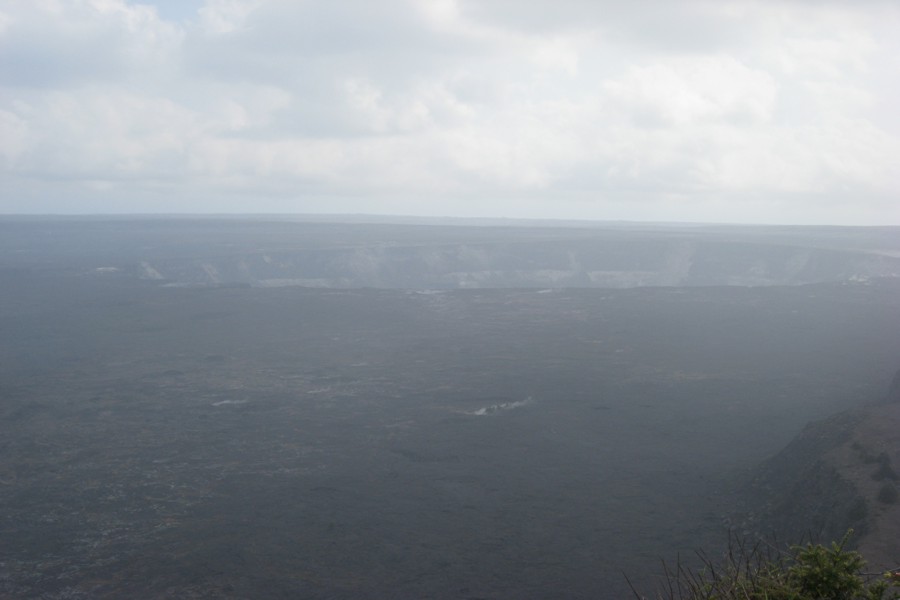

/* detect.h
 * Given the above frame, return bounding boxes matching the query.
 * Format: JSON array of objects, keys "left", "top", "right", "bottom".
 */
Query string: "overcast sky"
[{"left": 1, "top": 0, "right": 898, "bottom": 224}]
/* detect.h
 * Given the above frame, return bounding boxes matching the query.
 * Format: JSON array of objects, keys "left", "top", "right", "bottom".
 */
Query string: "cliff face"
[
  {"left": 127, "top": 240, "right": 900, "bottom": 289},
  {"left": 4, "top": 218, "right": 899, "bottom": 290},
  {"left": 741, "top": 376, "right": 900, "bottom": 570}
]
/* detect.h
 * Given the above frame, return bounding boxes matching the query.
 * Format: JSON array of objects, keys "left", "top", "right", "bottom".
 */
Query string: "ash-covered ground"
[{"left": 2, "top": 218, "right": 899, "bottom": 598}]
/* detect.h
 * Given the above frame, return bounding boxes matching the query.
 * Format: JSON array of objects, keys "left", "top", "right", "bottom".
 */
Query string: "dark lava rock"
[{"left": 739, "top": 410, "right": 870, "bottom": 545}]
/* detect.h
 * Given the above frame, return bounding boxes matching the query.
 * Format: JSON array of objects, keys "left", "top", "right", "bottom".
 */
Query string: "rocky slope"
[
  {"left": 740, "top": 370, "right": 900, "bottom": 571},
  {"left": 129, "top": 238, "right": 900, "bottom": 289},
  {"left": 3, "top": 217, "right": 900, "bottom": 289}
]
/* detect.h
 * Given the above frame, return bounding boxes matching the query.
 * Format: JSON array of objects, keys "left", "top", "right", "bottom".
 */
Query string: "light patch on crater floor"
[{"left": 467, "top": 397, "right": 533, "bottom": 416}]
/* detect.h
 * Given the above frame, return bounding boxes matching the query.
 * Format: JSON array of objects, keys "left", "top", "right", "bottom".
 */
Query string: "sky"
[{"left": 1, "top": 0, "right": 899, "bottom": 225}]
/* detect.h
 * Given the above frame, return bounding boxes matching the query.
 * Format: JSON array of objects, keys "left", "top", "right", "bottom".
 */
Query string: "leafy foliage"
[{"left": 630, "top": 531, "right": 900, "bottom": 600}]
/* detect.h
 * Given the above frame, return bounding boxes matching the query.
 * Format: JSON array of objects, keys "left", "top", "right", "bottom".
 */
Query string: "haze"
[
  {"left": 2, "top": 216, "right": 900, "bottom": 598},
  {"left": 3, "top": 1, "right": 900, "bottom": 598}
]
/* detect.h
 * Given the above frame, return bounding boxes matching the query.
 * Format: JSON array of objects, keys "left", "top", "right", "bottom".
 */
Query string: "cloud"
[
  {"left": 0, "top": 0, "right": 898, "bottom": 224},
  {"left": 602, "top": 57, "right": 777, "bottom": 127},
  {"left": 0, "top": 0, "right": 181, "bottom": 88}
]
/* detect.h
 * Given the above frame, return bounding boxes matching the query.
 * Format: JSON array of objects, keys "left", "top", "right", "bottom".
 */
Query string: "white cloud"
[
  {"left": 197, "top": 0, "right": 260, "bottom": 34},
  {"left": 0, "top": 0, "right": 898, "bottom": 224},
  {"left": 603, "top": 57, "right": 777, "bottom": 127},
  {"left": 0, "top": 0, "right": 181, "bottom": 88},
  {"left": 0, "top": 108, "right": 28, "bottom": 167}
]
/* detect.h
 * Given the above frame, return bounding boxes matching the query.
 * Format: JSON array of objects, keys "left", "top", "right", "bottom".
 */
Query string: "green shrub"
[
  {"left": 788, "top": 532, "right": 865, "bottom": 599},
  {"left": 632, "top": 530, "right": 900, "bottom": 600}
]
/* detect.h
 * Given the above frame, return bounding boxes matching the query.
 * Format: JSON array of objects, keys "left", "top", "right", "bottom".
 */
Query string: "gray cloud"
[
  {"left": 458, "top": 0, "right": 753, "bottom": 53},
  {"left": 0, "top": 0, "right": 897, "bottom": 224}
]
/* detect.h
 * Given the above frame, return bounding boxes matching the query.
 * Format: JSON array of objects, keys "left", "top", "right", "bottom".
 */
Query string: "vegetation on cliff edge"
[{"left": 631, "top": 531, "right": 900, "bottom": 600}]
